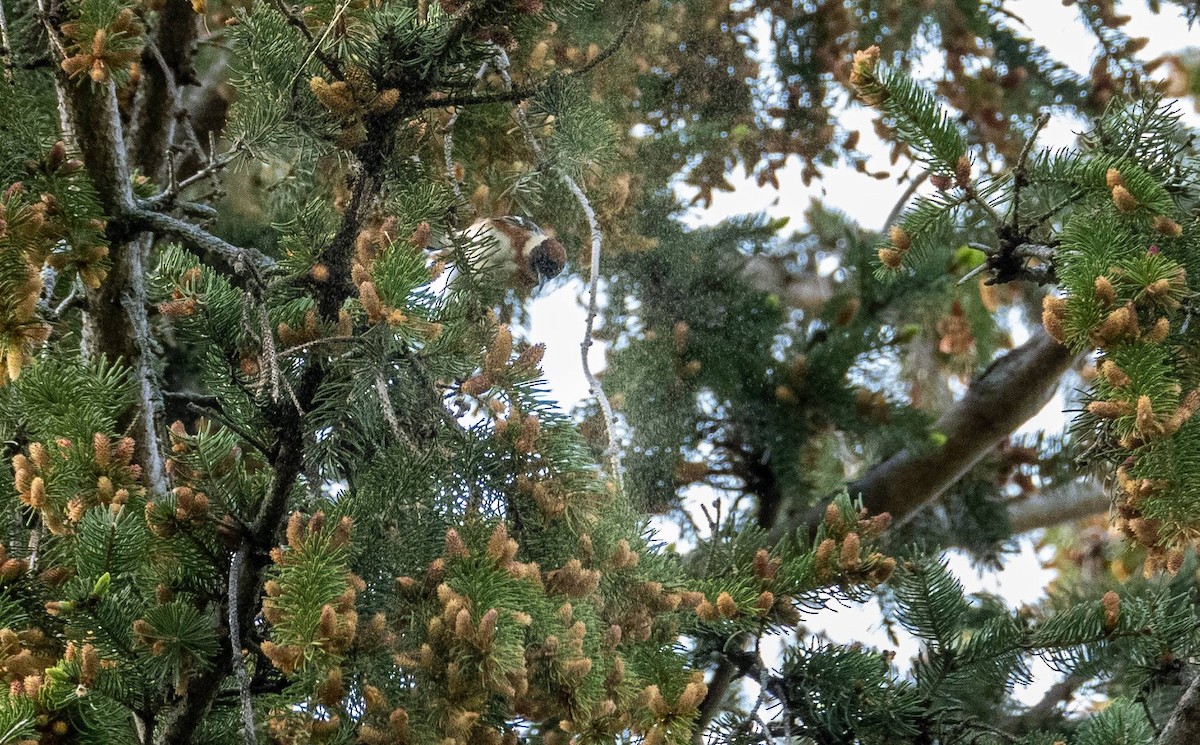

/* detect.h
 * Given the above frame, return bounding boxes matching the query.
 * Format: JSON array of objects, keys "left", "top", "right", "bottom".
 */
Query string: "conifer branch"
[
  {"left": 139, "top": 143, "right": 244, "bottom": 210},
  {"left": 27, "top": 525, "right": 41, "bottom": 572},
  {"left": 776, "top": 330, "right": 1079, "bottom": 539},
  {"left": 156, "top": 365, "right": 320, "bottom": 745},
  {"left": 184, "top": 402, "right": 273, "bottom": 458},
  {"left": 1003, "top": 672, "right": 1086, "bottom": 732},
  {"left": 694, "top": 657, "right": 741, "bottom": 743},
  {"left": 443, "top": 61, "right": 491, "bottom": 211},
  {"left": 374, "top": 371, "right": 417, "bottom": 453},
  {"left": 50, "top": 278, "right": 84, "bottom": 320},
  {"left": 275, "top": 335, "right": 357, "bottom": 358},
  {"left": 846, "top": 330, "right": 1076, "bottom": 529},
  {"left": 566, "top": 5, "right": 644, "bottom": 78},
  {"left": 1010, "top": 112, "right": 1052, "bottom": 227},
  {"left": 1156, "top": 673, "right": 1200, "bottom": 745},
  {"left": 425, "top": 3, "right": 641, "bottom": 111},
  {"left": 273, "top": 0, "right": 344, "bottom": 82},
  {"left": 157, "top": 8, "right": 517, "bottom": 738},
  {"left": 60, "top": 78, "right": 172, "bottom": 498},
  {"left": 882, "top": 171, "right": 928, "bottom": 232},
  {"left": 227, "top": 546, "right": 257, "bottom": 745},
  {"left": 565, "top": 170, "right": 624, "bottom": 486},
  {"left": 131, "top": 0, "right": 198, "bottom": 181},
  {"left": 126, "top": 248, "right": 171, "bottom": 497},
  {"left": 129, "top": 207, "right": 277, "bottom": 292},
  {"left": 35, "top": 0, "right": 77, "bottom": 148},
  {"left": 1006, "top": 477, "right": 1109, "bottom": 534},
  {"left": 33, "top": 0, "right": 70, "bottom": 62}
]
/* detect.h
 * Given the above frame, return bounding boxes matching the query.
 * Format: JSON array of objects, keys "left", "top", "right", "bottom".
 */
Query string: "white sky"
[{"left": 524, "top": 0, "right": 1200, "bottom": 711}]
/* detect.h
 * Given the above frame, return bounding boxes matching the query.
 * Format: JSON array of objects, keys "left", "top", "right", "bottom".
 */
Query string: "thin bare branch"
[
  {"left": 881, "top": 170, "right": 929, "bottom": 233},
  {"left": 276, "top": 335, "right": 357, "bottom": 359},
  {"left": 443, "top": 62, "right": 491, "bottom": 210},
  {"left": 492, "top": 48, "right": 624, "bottom": 487},
  {"left": 140, "top": 143, "right": 244, "bottom": 209},
  {"left": 274, "top": 0, "right": 345, "bottom": 82}
]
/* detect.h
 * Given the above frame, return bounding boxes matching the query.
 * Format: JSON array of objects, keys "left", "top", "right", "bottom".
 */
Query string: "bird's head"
[{"left": 527, "top": 236, "right": 567, "bottom": 293}]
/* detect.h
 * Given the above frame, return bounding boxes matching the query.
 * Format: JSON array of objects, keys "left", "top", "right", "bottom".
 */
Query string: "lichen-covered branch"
[
  {"left": 130, "top": 207, "right": 276, "bottom": 291},
  {"left": 62, "top": 77, "right": 169, "bottom": 496}
]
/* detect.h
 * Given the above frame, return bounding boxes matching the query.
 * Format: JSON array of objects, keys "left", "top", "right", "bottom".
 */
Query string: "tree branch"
[
  {"left": 1003, "top": 672, "right": 1087, "bottom": 734},
  {"left": 129, "top": 207, "right": 277, "bottom": 292},
  {"left": 420, "top": 1, "right": 642, "bottom": 111},
  {"left": 846, "top": 331, "right": 1076, "bottom": 529},
  {"left": 227, "top": 546, "right": 257, "bottom": 745},
  {"left": 155, "top": 363, "right": 319, "bottom": 745},
  {"left": 1157, "top": 673, "right": 1200, "bottom": 745},
  {"left": 774, "top": 331, "right": 1078, "bottom": 540},
  {"left": 0, "top": 0, "right": 13, "bottom": 82},
  {"left": 694, "top": 656, "right": 741, "bottom": 744},
  {"left": 130, "top": 0, "right": 198, "bottom": 181},
  {"left": 62, "top": 77, "right": 171, "bottom": 498},
  {"left": 491, "top": 47, "right": 624, "bottom": 486},
  {"left": 1007, "top": 477, "right": 1109, "bottom": 534}
]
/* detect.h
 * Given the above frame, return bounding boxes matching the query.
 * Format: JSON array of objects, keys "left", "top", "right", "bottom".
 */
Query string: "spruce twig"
[
  {"left": 275, "top": 335, "right": 358, "bottom": 359},
  {"left": 253, "top": 301, "right": 282, "bottom": 403},
  {"left": 184, "top": 402, "right": 273, "bottom": 459},
  {"left": 274, "top": 0, "right": 345, "bottom": 83},
  {"left": 375, "top": 371, "right": 418, "bottom": 453},
  {"left": 1010, "top": 111, "right": 1051, "bottom": 229},
  {"left": 140, "top": 141, "right": 245, "bottom": 209}
]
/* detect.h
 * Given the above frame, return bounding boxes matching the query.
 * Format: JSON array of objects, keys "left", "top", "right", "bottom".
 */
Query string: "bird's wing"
[{"left": 497, "top": 215, "right": 543, "bottom": 235}]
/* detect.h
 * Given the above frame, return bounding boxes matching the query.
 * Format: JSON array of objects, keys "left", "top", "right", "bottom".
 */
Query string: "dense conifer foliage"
[{"left": 3, "top": 0, "right": 1200, "bottom": 743}]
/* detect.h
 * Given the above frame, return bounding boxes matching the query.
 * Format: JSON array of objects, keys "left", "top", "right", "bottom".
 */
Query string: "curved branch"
[
  {"left": 844, "top": 331, "right": 1076, "bottom": 529},
  {"left": 428, "top": 84, "right": 540, "bottom": 109},
  {"left": 772, "top": 331, "right": 1079, "bottom": 541},
  {"left": 491, "top": 48, "right": 624, "bottom": 485}
]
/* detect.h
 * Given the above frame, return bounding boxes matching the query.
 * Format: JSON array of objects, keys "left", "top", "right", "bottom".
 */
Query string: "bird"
[{"left": 450, "top": 216, "right": 567, "bottom": 294}]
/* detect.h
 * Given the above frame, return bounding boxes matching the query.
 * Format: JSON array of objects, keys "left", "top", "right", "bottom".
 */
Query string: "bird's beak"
[{"left": 536, "top": 275, "right": 549, "bottom": 294}]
